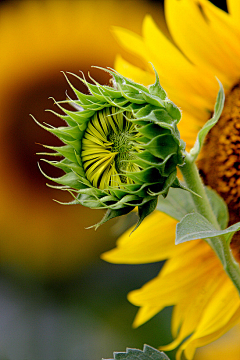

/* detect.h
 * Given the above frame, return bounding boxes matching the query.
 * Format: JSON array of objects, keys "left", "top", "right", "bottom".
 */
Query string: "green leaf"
[
  {"left": 157, "top": 184, "right": 229, "bottom": 231},
  {"left": 205, "top": 187, "right": 229, "bottom": 229},
  {"left": 176, "top": 212, "right": 240, "bottom": 245},
  {"left": 156, "top": 187, "right": 196, "bottom": 221},
  {"left": 189, "top": 80, "right": 225, "bottom": 161},
  {"left": 105, "top": 345, "right": 170, "bottom": 360}
]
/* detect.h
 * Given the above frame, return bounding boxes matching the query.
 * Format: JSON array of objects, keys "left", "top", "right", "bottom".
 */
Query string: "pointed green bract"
[
  {"left": 35, "top": 66, "right": 185, "bottom": 228},
  {"left": 106, "top": 345, "right": 170, "bottom": 360},
  {"left": 189, "top": 81, "right": 225, "bottom": 162}
]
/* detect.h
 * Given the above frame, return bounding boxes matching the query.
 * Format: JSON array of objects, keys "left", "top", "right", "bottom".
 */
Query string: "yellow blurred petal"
[
  {"left": 165, "top": 271, "right": 228, "bottom": 351},
  {"left": 114, "top": 55, "right": 155, "bottom": 87},
  {"left": 165, "top": 0, "right": 236, "bottom": 86},
  {"left": 227, "top": 0, "right": 240, "bottom": 24},
  {"left": 112, "top": 0, "right": 240, "bottom": 357},
  {"left": 197, "top": 0, "right": 240, "bottom": 75},
  {"left": 132, "top": 305, "right": 162, "bottom": 328},
  {"left": 128, "top": 244, "right": 217, "bottom": 308},
  {"left": 195, "top": 323, "right": 240, "bottom": 359},
  {"left": 102, "top": 212, "right": 177, "bottom": 264},
  {"left": 180, "top": 307, "right": 240, "bottom": 360},
  {"left": 192, "top": 278, "right": 240, "bottom": 338},
  {"left": 112, "top": 27, "right": 149, "bottom": 66},
  {"left": 142, "top": 15, "right": 218, "bottom": 104}
]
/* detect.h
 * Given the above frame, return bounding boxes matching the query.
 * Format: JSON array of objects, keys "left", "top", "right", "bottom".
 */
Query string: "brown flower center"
[{"left": 198, "top": 81, "right": 240, "bottom": 263}]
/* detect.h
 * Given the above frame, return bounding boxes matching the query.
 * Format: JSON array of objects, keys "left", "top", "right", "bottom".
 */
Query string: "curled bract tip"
[{"left": 35, "top": 65, "right": 185, "bottom": 229}]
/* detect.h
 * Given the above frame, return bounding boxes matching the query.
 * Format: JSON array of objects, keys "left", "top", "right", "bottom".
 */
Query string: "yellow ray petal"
[
  {"left": 115, "top": 53, "right": 213, "bottom": 131},
  {"left": 194, "top": 323, "right": 240, "bottom": 359},
  {"left": 114, "top": 55, "right": 154, "bottom": 87},
  {"left": 132, "top": 305, "right": 163, "bottom": 328},
  {"left": 102, "top": 212, "right": 177, "bottom": 264},
  {"left": 227, "top": 0, "right": 240, "bottom": 25},
  {"left": 112, "top": 27, "right": 149, "bottom": 66},
  {"left": 168, "top": 271, "right": 226, "bottom": 348},
  {"left": 165, "top": 0, "right": 236, "bottom": 86},
  {"left": 180, "top": 306, "right": 240, "bottom": 360},
  {"left": 192, "top": 278, "right": 240, "bottom": 338},
  {"left": 128, "top": 250, "right": 216, "bottom": 307},
  {"left": 197, "top": 0, "right": 240, "bottom": 75},
  {"left": 142, "top": 15, "right": 217, "bottom": 100}
]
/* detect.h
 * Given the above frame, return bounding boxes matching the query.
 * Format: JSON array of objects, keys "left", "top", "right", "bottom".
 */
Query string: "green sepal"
[
  {"left": 133, "top": 197, "right": 158, "bottom": 233},
  {"left": 107, "top": 345, "right": 170, "bottom": 360},
  {"left": 148, "top": 65, "right": 167, "bottom": 100},
  {"left": 38, "top": 163, "right": 85, "bottom": 189},
  {"left": 138, "top": 123, "right": 171, "bottom": 138},
  {"left": 42, "top": 159, "right": 85, "bottom": 177},
  {"left": 88, "top": 206, "right": 134, "bottom": 230},
  {"left": 189, "top": 80, "right": 225, "bottom": 162},
  {"left": 134, "top": 152, "right": 176, "bottom": 176},
  {"left": 126, "top": 167, "right": 163, "bottom": 184},
  {"left": 143, "top": 134, "right": 179, "bottom": 159},
  {"left": 171, "top": 178, "right": 200, "bottom": 198},
  {"left": 164, "top": 100, "right": 181, "bottom": 122},
  {"left": 97, "top": 66, "right": 149, "bottom": 94},
  {"left": 36, "top": 65, "right": 185, "bottom": 229},
  {"left": 148, "top": 169, "right": 177, "bottom": 196}
]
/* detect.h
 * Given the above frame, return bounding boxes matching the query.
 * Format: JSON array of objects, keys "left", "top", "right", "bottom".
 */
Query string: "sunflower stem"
[
  {"left": 179, "top": 152, "right": 240, "bottom": 296},
  {"left": 180, "top": 153, "right": 219, "bottom": 228}
]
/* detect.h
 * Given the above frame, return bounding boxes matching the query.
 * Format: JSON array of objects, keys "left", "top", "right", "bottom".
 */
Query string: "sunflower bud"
[{"left": 36, "top": 66, "right": 185, "bottom": 229}]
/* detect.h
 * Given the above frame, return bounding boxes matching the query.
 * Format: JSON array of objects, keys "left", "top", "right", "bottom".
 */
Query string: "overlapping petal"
[{"left": 105, "top": 0, "right": 240, "bottom": 358}]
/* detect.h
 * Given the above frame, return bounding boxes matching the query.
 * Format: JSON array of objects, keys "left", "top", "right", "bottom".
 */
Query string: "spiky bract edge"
[{"left": 36, "top": 66, "right": 185, "bottom": 227}]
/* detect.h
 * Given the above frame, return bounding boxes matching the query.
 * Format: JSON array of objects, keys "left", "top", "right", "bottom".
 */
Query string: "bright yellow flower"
[{"left": 102, "top": 0, "right": 240, "bottom": 358}]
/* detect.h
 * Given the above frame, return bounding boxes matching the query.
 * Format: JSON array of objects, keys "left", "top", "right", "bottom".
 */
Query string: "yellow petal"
[
  {"left": 114, "top": 55, "right": 154, "bottom": 87},
  {"left": 171, "top": 268, "right": 223, "bottom": 340},
  {"left": 132, "top": 305, "right": 162, "bottom": 328},
  {"left": 112, "top": 27, "right": 149, "bottom": 66},
  {"left": 192, "top": 277, "right": 240, "bottom": 338},
  {"left": 165, "top": 0, "right": 236, "bottom": 86},
  {"left": 194, "top": 323, "right": 240, "bottom": 359},
  {"left": 180, "top": 306, "right": 240, "bottom": 360},
  {"left": 143, "top": 15, "right": 218, "bottom": 102},
  {"left": 128, "top": 243, "right": 216, "bottom": 308},
  {"left": 102, "top": 211, "right": 177, "bottom": 264},
  {"left": 197, "top": 0, "right": 240, "bottom": 75},
  {"left": 227, "top": 0, "right": 240, "bottom": 25}
]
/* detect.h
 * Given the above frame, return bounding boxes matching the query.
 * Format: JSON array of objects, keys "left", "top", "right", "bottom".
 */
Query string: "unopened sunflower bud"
[{"left": 35, "top": 66, "right": 185, "bottom": 229}]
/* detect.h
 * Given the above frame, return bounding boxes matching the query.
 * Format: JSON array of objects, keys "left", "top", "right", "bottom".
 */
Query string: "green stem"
[
  {"left": 180, "top": 152, "right": 240, "bottom": 296},
  {"left": 180, "top": 153, "right": 220, "bottom": 228}
]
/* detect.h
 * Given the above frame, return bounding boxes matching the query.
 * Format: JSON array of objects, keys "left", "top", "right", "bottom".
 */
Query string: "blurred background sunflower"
[{"left": 0, "top": 0, "right": 234, "bottom": 359}]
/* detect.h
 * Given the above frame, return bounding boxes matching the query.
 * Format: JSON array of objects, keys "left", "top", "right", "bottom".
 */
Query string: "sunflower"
[
  {"left": 102, "top": 0, "right": 240, "bottom": 358},
  {"left": 0, "top": 0, "right": 161, "bottom": 278}
]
